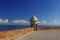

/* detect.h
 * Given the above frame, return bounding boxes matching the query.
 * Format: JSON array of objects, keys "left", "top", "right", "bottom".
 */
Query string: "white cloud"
[
  {"left": 38, "top": 21, "right": 40, "bottom": 24},
  {"left": 0, "top": 18, "right": 8, "bottom": 24},
  {"left": 12, "top": 19, "right": 60, "bottom": 25},
  {"left": 54, "top": 20, "right": 57, "bottom": 24},
  {"left": 42, "top": 20, "right": 46, "bottom": 24},
  {"left": 38, "top": 20, "right": 47, "bottom": 25},
  {"left": 34, "top": 20, "right": 60, "bottom": 25},
  {"left": 0, "top": 18, "right": 59, "bottom": 25},
  {"left": 50, "top": 20, "right": 58, "bottom": 25},
  {"left": 12, "top": 20, "right": 29, "bottom": 25}
]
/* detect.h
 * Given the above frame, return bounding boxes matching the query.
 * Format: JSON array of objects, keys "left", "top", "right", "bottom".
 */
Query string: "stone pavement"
[{"left": 17, "top": 30, "right": 60, "bottom": 40}]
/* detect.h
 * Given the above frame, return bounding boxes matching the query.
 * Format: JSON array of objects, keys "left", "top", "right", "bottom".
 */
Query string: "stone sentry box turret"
[{"left": 30, "top": 15, "right": 38, "bottom": 31}]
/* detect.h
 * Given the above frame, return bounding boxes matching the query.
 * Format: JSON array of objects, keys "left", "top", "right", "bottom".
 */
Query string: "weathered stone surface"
[{"left": 18, "top": 30, "right": 60, "bottom": 40}]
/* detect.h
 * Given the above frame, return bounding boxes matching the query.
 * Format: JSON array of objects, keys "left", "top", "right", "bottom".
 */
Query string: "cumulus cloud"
[
  {"left": 35, "top": 20, "right": 60, "bottom": 25},
  {"left": 0, "top": 18, "right": 58, "bottom": 25},
  {"left": 12, "top": 19, "right": 60, "bottom": 25},
  {"left": 0, "top": 18, "right": 8, "bottom": 24},
  {"left": 12, "top": 20, "right": 29, "bottom": 25},
  {"left": 54, "top": 20, "right": 57, "bottom": 24},
  {"left": 50, "top": 20, "right": 58, "bottom": 25},
  {"left": 42, "top": 20, "right": 46, "bottom": 24},
  {"left": 38, "top": 21, "right": 40, "bottom": 24},
  {"left": 38, "top": 20, "right": 47, "bottom": 25}
]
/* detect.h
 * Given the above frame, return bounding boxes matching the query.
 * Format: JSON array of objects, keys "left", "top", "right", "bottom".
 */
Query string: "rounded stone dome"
[{"left": 30, "top": 15, "right": 38, "bottom": 21}]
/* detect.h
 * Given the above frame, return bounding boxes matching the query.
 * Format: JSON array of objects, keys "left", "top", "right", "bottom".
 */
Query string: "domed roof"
[{"left": 30, "top": 15, "right": 38, "bottom": 21}]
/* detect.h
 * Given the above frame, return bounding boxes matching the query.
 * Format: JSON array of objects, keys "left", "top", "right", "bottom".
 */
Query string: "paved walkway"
[{"left": 17, "top": 30, "right": 60, "bottom": 40}]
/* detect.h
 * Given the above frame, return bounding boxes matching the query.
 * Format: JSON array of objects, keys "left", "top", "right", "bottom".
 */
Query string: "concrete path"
[{"left": 17, "top": 30, "right": 60, "bottom": 40}]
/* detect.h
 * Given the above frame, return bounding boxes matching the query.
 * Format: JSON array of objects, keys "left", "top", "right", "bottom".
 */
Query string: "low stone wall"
[
  {"left": 0, "top": 28, "right": 34, "bottom": 40},
  {"left": 0, "top": 27, "right": 60, "bottom": 40},
  {"left": 37, "top": 27, "right": 60, "bottom": 30}
]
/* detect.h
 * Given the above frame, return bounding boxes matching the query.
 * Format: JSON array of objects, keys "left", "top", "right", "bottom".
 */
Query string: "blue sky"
[{"left": 0, "top": 0, "right": 60, "bottom": 25}]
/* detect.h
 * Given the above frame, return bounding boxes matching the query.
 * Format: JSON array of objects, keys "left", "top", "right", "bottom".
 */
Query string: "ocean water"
[
  {"left": 0, "top": 25, "right": 42, "bottom": 31},
  {"left": 0, "top": 25, "right": 60, "bottom": 31},
  {"left": 0, "top": 25, "right": 31, "bottom": 31}
]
